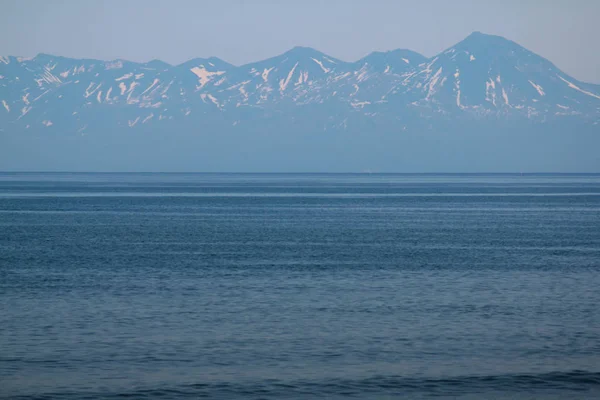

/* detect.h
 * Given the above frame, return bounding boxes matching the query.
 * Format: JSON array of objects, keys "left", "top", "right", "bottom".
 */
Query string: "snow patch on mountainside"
[
  {"left": 296, "top": 70, "right": 309, "bottom": 85},
  {"left": 528, "top": 80, "right": 545, "bottom": 96},
  {"left": 454, "top": 70, "right": 463, "bottom": 108},
  {"left": 502, "top": 88, "right": 510, "bottom": 106},
  {"left": 34, "top": 90, "right": 49, "bottom": 102},
  {"left": 116, "top": 73, "right": 133, "bottom": 81},
  {"left": 311, "top": 58, "right": 330, "bottom": 73},
  {"left": 191, "top": 67, "right": 226, "bottom": 88},
  {"left": 19, "top": 106, "right": 31, "bottom": 118},
  {"left": 425, "top": 68, "right": 443, "bottom": 100},
  {"left": 485, "top": 78, "right": 497, "bottom": 106},
  {"left": 279, "top": 62, "right": 298, "bottom": 92},
  {"left": 85, "top": 83, "right": 102, "bottom": 99},
  {"left": 126, "top": 82, "right": 139, "bottom": 103},
  {"left": 141, "top": 79, "right": 160, "bottom": 95},
  {"left": 207, "top": 94, "right": 219, "bottom": 107},
  {"left": 262, "top": 67, "right": 274, "bottom": 82},
  {"left": 34, "top": 70, "right": 62, "bottom": 87},
  {"left": 201, "top": 93, "right": 221, "bottom": 107},
  {"left": 351, "top": 101, "right": 371, "bottom": 108},
  {"left": 142, "top": 113, "right": 154, "bottom": 123},
  {"left": 558, "top": 76, "right": 600, "bottom": 100}
]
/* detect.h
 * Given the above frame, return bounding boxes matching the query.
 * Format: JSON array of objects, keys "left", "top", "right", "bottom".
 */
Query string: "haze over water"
[{"left": 1, "top": 173, "right": 600, "bottom": 399}]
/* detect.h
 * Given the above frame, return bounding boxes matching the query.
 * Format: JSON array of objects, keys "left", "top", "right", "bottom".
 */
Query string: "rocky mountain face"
[{"left": 1, "top": 32, "right": 599, "bottom": 171}]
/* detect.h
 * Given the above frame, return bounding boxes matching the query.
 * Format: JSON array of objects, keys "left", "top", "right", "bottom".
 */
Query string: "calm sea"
[{"left": 1, "top": 173, "right": 600, "bottom": 399}]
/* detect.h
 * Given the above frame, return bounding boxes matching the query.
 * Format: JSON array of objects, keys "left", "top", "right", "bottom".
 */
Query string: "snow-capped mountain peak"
[
  {"left": 0, "top": 32, "right": 598, "bottom": 136},
  {"left": 379, "top": 32, "right": 600, "bottom": 118}
]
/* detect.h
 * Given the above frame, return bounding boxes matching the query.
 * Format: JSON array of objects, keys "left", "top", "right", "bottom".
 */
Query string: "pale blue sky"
[{"left": 1, "top": 0, "right": 599, "bottom": 83}]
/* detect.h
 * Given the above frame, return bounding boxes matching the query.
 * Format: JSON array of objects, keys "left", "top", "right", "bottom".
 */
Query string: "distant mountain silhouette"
[{"left": 1, "top": 32, "right": 599, "bottom": 172}]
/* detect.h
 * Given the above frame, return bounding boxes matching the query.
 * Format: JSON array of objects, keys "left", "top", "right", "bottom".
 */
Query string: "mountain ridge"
[{"left": 1, "top": 32, "right": 599, "bottom": 172}]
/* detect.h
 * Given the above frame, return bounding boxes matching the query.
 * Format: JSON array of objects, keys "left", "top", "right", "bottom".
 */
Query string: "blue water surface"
[{"left": 1, "top": 173, "right": 600, "bottom": 399}]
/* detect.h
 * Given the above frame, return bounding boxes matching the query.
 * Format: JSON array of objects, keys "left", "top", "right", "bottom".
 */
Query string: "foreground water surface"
[{"left": 1, "top": 173, "right": 600, "bottom": 399}]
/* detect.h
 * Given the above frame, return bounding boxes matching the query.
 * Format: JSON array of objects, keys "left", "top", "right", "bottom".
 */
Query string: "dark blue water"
[{"left": 1, "top": 173, "right": 600, "bottom": 399}]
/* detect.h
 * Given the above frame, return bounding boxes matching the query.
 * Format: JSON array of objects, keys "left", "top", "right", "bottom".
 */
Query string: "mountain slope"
[
  {"left": 1, "top": 32, "right": 599, "bottom": 171},
  {"left": 1, "top": 32, "right": 599, "bottom": 134},
  {"left": 381, "top": 32, "right": 600, "bottom": 120}
]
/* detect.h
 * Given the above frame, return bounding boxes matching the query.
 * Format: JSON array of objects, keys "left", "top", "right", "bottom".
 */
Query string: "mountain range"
[{"left": 1, "top": 32, "right": 599, "bottom": 172}]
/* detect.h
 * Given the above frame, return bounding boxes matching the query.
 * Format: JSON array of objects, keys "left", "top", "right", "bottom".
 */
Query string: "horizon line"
[{"left": 1, "top": 171, "right": 599, "bottom": 175}]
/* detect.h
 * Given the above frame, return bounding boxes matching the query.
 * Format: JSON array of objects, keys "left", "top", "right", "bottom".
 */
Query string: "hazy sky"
[{"left": 1, "top": 0, "right": 599, "bottom": 83}]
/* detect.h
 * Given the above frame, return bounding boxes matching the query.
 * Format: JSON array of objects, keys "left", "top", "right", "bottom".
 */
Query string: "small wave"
[
  {"left": 2, "top": 192, "right": 600, "bottom": 198},
  {"left": 8, "top": 370, "right": 600, "bottom": 399}
]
